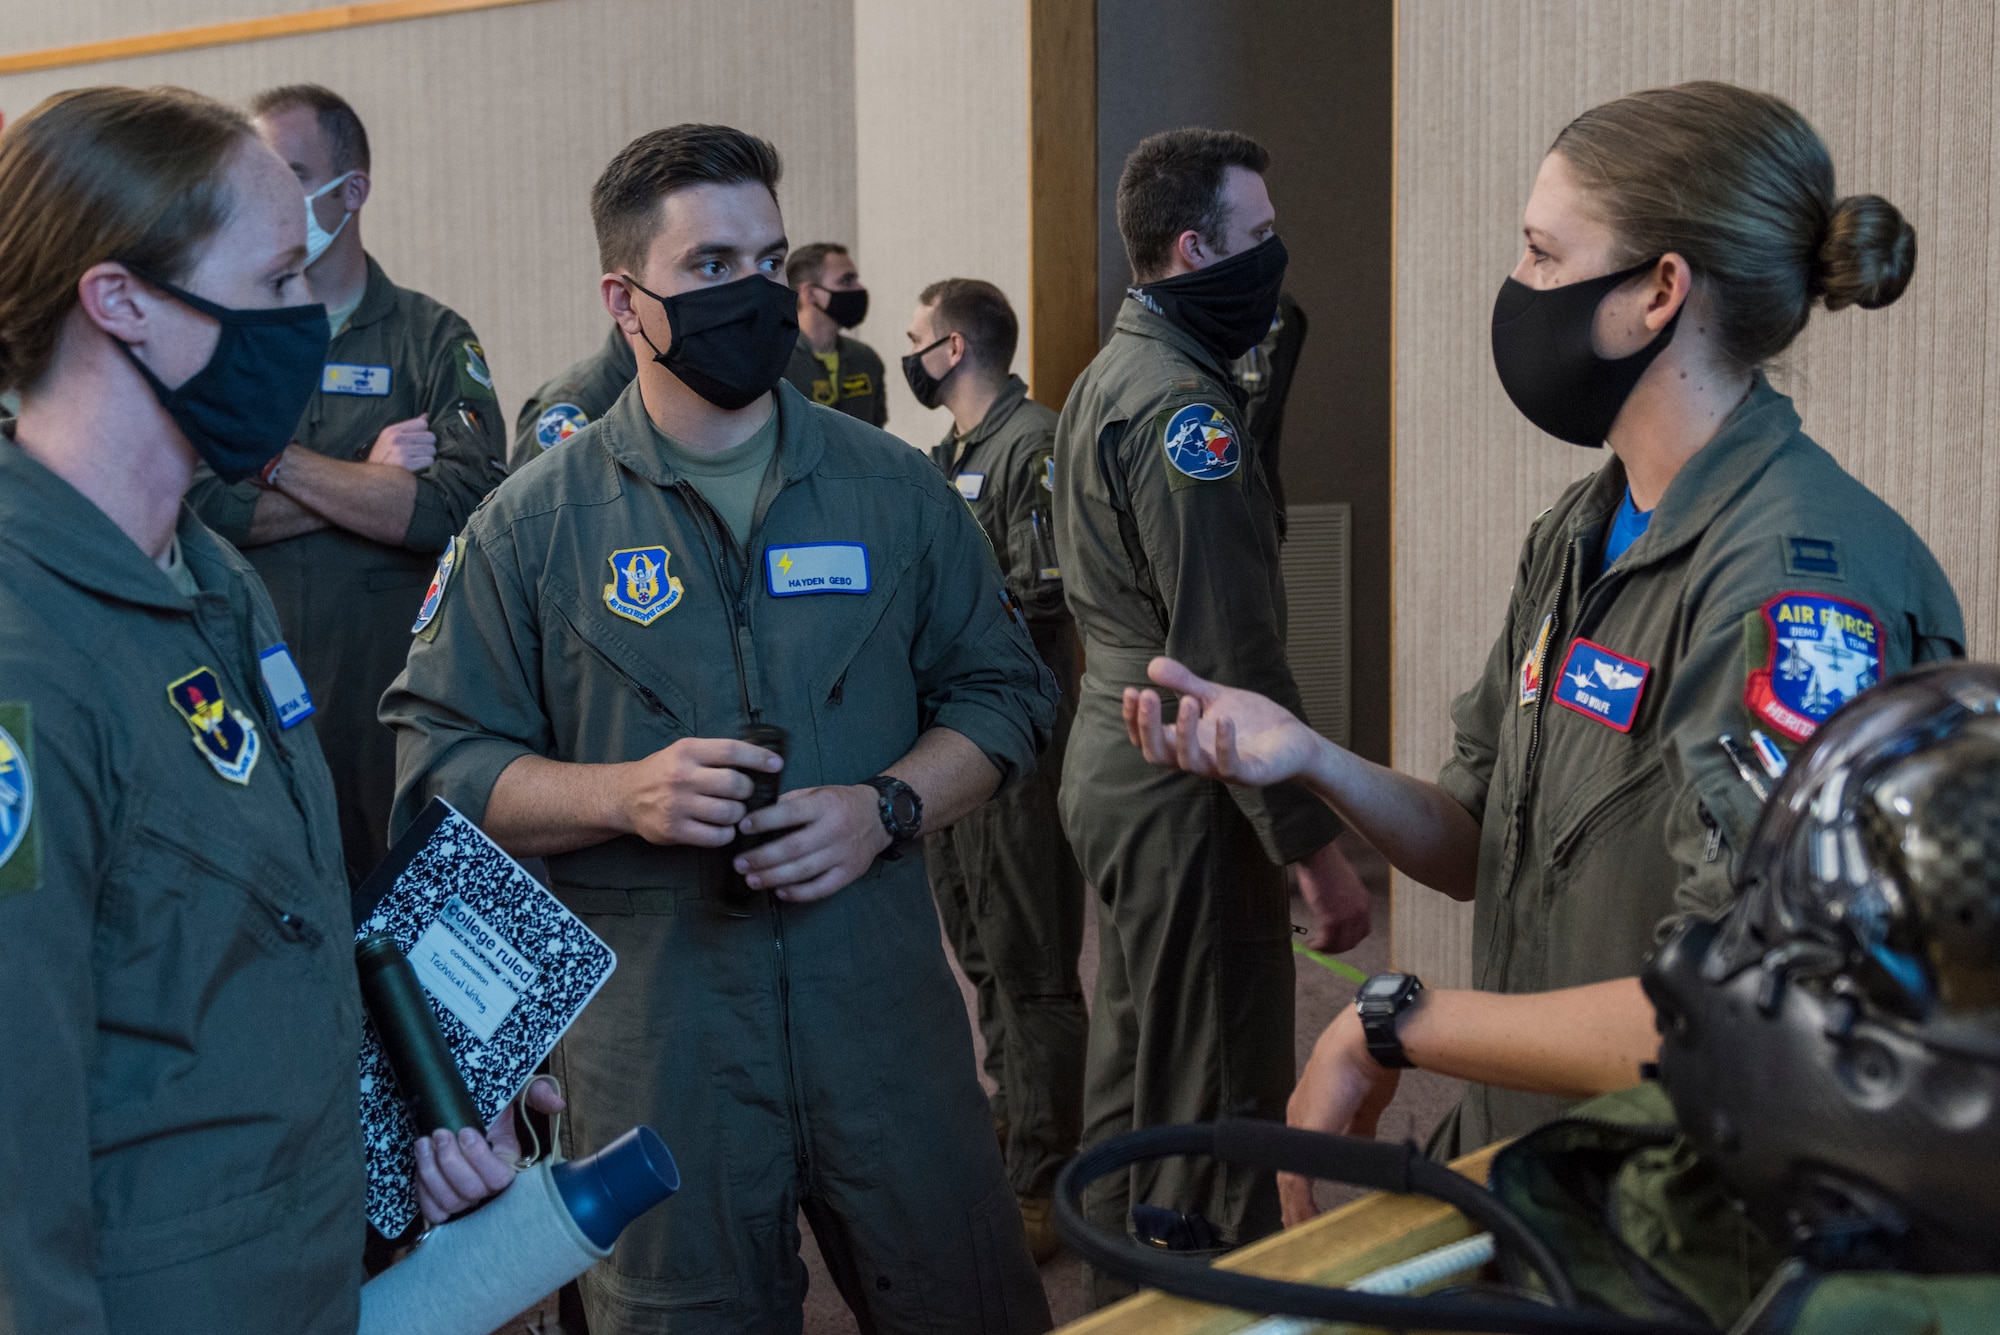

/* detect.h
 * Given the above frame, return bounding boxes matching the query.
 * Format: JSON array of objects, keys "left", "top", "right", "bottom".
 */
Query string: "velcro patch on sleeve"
[
  {"left": 456, "top": 340, "right": 497, "bottom": 401},
  {"left": 0, "top": 701, "right": 39, "bottom": 896},
  {"left": 1743, "top": 591, "right": 1882, "bottom": 742},
  {"left": 1158, "top": 402, "right": 1243, "bottom": 491}
]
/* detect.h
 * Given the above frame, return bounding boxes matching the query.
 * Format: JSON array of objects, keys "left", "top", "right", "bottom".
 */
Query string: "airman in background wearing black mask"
[
  {"left": 782, "top": 241, "right": 889, "bottom": 426},
  {"left": 184, "top": 83, "right": 507, "bottom": 886},
  {"left": 382, "top": 123, "right": 1056, "bottom": 1334},
  {"left": 1051, "top": 127, "right": 1374, "bottom": 1303},
  {"left": 907, "top": 278, "right": 1086, "bottom": 1264}
]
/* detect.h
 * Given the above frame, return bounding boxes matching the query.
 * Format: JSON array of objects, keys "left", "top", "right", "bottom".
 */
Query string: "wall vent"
[{"left": 1280, "top": 502, "right": 1352, "bottom": 750}]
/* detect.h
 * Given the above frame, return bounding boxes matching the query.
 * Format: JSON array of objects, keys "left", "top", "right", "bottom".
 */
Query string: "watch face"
[
  {"left": 1361, "top": 974, "right": 1405, "bottom": 1000},
  {"left": 889, "top": 790, "right": 920, "bottom": 825}
]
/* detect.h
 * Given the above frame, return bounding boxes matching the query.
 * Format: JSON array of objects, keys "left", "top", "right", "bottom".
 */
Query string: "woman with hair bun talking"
[{"left": 1123, "top": 81, "right": 1964, "bottom": 1221}]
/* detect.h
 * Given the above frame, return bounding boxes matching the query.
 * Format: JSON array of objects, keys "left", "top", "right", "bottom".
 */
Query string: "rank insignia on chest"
[
  {"left": 0, "top": 709, "right": 33, "bottom": 880},
  {"left": 412, "top": 536, "right": 462, "bottom": 636},
  {"left": 1743, "top": 591, "right": 1882, "bottom": 742},
  {"left": 1552, "top": 638, "right": 1650, "bottom": 732},
  {"left": 1161, "top": 403, "right": 1241, "bottom": 483},
  {"left": 167, "top": 667, "right": 260, "bottom": 784},
  {"left": 1519, "top": 613, "right": 1552, "bottom": 706},
  {"left": 604, "top": 546, "right": 685, "bottom": 624},
  {"left": 534, "top": 403, "right": 587, "bottom": 452}
]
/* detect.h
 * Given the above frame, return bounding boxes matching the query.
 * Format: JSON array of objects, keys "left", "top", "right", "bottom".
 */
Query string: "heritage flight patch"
[
  {"left": 1743, "top": 591, "right": 1882, "bottom": 743},
  {"left": 1519, "top": 613, "right": 1552, "bottom": 706},
  {"left": 321, "top": 363, "right": 392, "bottom": 396},
  {"left": 457, "top": 340, "right": 495, "bottom": 399},
  {"left": 534, "top": 403, "right": 588, "bottom": 452},
  {"left": 0, "top": 702, "right": 38, "bottom": 896},
  {"left": 603, "top": 546, "right": 684, "bottom": 625},
  {"left": 167, "top": 667, "right": 260, "bottom": 784},
  {"left": 1160, "top": 403, "right": 1241, "bottom": 486},
  {"left": 766, "top": 543, "right": 870, "bottom": 597},
  {"left": 1552, "top": 638, "right": 1650, "bottom": 732},
  {"left": 955, "top": 472, "right": 986, "bottom": 502},
  {"left": 412, "top": 536, "right": 462, "bottom": 639}
]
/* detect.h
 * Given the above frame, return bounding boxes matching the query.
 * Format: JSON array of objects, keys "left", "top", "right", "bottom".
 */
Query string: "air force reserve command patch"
[
  {"left": 534, "top": 403, "right": 588, "bottom": 453},
  {"left": 1160, "top": 403, "right": 1241, "bottom": 487},
  {"left": 1553, "top": 638, "right": 1651, "bottom": 732},
  {"left": 167, "top": 667, "right": 260, "bottom": 784},
  {"left": 412, "top": 536, "right": 462, "bottom": 639},
  {"left": 766, "top": 543, "right": 870, "bottom": 597},
  {"left": 0, "top": 702, "right": 38, "bottom": 896},
  {"left": 1744, "top": 591, "right": 1882, "bottom": 742},
  {"left": 604, "top": 546, "right": 684, "bottom": 624}
]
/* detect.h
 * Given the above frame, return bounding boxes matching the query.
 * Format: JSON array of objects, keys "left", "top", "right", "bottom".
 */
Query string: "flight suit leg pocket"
[{"left": 965, "top": 1178, "right": 1050, "bottom": 1335}]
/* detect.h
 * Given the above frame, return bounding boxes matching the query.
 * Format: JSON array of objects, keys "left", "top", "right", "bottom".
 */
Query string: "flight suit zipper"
[
  {"left": 672, "top": 477, "right": 811, "bottom": 1183},
  {"left": 1505, "top": 537, "right": 1575, "bottom": 894}
]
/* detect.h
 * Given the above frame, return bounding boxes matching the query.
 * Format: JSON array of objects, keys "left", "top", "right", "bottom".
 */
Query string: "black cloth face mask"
[
  {"left": 1130, "top": 234, "right": 1289, "bottom": 364},
  {"left": 820, "top": 286, "right": 869, "bottom": 329},
  {"left": 1489, "top": 257, "right": 1681, "bottom": 447},
  {"left": 627, "top": 274, "right": 800, "bottom": 411},
  {"left": 901, "top": 335, "right": 954, "bottom": 410},
  {"left": 117, "top": 274, "right": 329, "bottom": 484}
]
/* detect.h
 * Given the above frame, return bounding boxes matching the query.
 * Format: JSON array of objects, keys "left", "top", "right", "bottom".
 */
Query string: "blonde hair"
[
  {"left": 1554, "top": 80, "right": 1916, "bottom": 369},
  {"left": 0, "top": 86, "right": 252, "bottom": 394}
]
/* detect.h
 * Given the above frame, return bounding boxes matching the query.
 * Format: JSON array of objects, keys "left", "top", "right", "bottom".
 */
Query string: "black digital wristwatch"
[
  {"left": 862, "top": 775, "right": 923, "bottom": 858},
  {"left": 1355, "top": 972, "right": 1424, "bottom": 1069}
]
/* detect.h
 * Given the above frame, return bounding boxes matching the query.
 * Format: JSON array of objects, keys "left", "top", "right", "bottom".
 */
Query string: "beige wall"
[
  {"left": 0, "top": 0, "right": 858, "bottom": 426},
  {"left": 1393, "top": 0, "right": 2000, "bottom": 986},
  {"left": 851, "top": 0, "right": 1030, "bottom": 447}
]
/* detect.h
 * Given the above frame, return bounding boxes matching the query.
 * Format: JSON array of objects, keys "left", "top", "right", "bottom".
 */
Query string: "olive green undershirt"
[
  {"left": 649, "top": 407, "right": 779, "bottom": 547},
  {"left": 326, "top": 288, "right": 365, "bottom": 341},
  {"left": 162, "top": 536, "right": 199, "bottom": 598}
]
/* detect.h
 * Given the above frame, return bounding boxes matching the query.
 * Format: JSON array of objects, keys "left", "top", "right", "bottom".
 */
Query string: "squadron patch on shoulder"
[
  {"left": 604, "top": 546, "right": 684, "bottom": 624},
  {"left": 457, "top": 340, "right": 496, "bottom": 399},
  {"left": 412, "top": 536, "right": 462, "bottom": 639},
  {"left": 1037, "top": 451, "right": 1055, "bottom": 494},
  {"left": 1552, "top": 638, "right": 1650, "bottom": 732},
  {"left": 1159, "top": 403, "right": 1241, "bottom": 487},
  {"left": 167, "top": 667, "right": 260, "bottom": 785},
  {"left": 1519, "top": 613, "right": 1553, "bottom": 706},
  {"left": 0, "top": 702, "right": 38, "bottom": 895},
  {"left": 534, "top": 403, "right": 588, "bottom": 452},
  {"left": 1743, "top": 591, "right": 1882, "bottom": 743}
]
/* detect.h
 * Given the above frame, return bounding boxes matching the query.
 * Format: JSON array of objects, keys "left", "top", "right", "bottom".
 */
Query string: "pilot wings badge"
[
  {"left": 167, "top": 667, "right": 261, "bottom": 784},
  {"left": 603, "top": 546, "right": 685, "bottom": 625}
]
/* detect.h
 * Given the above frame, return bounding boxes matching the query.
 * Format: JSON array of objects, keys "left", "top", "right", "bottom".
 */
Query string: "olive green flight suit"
[
  {"left": 0, "top": 438, "right": 364, "bottom": 1335},
  {"left": 925, "top": 375, "right": 1086, "bottom": 1199},
  {"left": 510, "top": 324, "right": 639, "bottom": 472},
  {"left": 382, "top": 380, "right": 1057, "bottom": 1335},
  {"left": 1431, "top": 377, "right": 1963, "bottom": 1156},
  {"left": 1052, "top": 297, "right": 1342, "bottom": 1274},
  {"left": 188, "top": 255, "right": 506, "bottom": 885},
  {"left": 783, "top": 333, "right": 889, "bottom": 427}
]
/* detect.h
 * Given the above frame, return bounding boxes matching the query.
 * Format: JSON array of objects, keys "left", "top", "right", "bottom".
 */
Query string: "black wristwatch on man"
[
  {"left": 1355, "top": 972, "right": 1424, "bottom": 1069},
  {"left": 862, "top": 775, "right": 923, "bottom": 859}
]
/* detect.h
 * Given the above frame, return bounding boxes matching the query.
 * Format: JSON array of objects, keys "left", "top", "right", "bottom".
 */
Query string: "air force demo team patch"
[
  {"left": 1745, "top": 591, "right": 1882, "bottom": 742},
  {"left": 1553, "top": 638, "right": 1651, "bottom": 732},
  {"left": 604, "top": 546, "right": 684, "bottom": 624},
  {"left": 1161, "top": 403, "right": 1240, "bottom": 483}
]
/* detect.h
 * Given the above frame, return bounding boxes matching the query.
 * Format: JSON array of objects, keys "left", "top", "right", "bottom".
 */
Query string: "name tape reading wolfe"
[
  {"left": 407, "top": 894, "right": 542, "bottom": 1043},
  {"left": 766, "top": 543, "right": 871, "bottom": 597}
]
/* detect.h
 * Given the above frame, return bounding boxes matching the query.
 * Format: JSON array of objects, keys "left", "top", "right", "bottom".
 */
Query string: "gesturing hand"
[
  {"left": 366, "top": 414, "right": 437, "bottom": 472},
  {"left": 1122, "top": 657, "right": 1324, "bottom": 788},
  {"left": 734, "top": 784, "right": 892, "bottom": 904},
  {"left": 414, "top": 1075, "right": 566, "bottom": 1224},
  {"left": 620, "top": 737, "right": 782, "bottom": 848}
]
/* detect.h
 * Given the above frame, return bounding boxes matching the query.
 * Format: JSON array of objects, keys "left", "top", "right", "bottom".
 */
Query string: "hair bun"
[{"left": 1816, "top": 194, "right": 1916, "bottom": 311}]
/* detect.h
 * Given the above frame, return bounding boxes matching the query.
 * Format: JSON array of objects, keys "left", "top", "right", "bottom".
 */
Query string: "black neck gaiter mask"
[
  {"left": 1130, "top": 235, "right": 1288, "bottom": 366},
  {"left": 1489, "top": 257, "right": 1680, "bottom": 447}
]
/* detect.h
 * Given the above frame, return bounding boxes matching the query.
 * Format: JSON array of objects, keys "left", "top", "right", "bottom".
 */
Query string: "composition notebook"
[{"left": 350, "top": 798, "right": 617, "bottom": 1236}]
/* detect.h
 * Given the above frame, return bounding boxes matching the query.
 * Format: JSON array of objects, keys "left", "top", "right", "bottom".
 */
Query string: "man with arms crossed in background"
[
  {"left": 383, "top": 124, "right": 1055, "bottom": 1334},
  {"left": 186, "top": 83, "right": 507, "bottom": 886}
]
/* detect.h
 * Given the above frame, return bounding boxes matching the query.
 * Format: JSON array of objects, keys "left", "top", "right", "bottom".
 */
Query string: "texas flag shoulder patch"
[{"left": 1552, "top": 638, "right": 1651, "bottom": 733}]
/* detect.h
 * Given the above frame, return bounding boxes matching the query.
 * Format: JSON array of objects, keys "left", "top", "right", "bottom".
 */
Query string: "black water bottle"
[
  {"left": 720, "top": 723, "right": 788, "bottom": 915},
  {"left": 355, "top": 933, "right": 483, "bottom": 1135}
]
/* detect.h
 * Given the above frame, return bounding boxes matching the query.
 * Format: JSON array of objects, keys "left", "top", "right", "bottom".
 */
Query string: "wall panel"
[
  {"left": 0, "top": 0, "right": 857, "bottom": 426},
  {"left": 1394, "top": 0, "right": 2000, "bottom": 986}
]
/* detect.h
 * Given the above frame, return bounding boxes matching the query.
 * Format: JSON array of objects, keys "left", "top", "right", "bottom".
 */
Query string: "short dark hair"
[
  {"left": 1116, "top": 128, "right": 1269, "bottom": 281},
  {"left": 785, "top": 241, "right": 849, "bottom": 289},
  {"left": 591, "top": 123, "right": 783, "bottom": 276},
  {"left": 248, "top": 83, "right": 370, "bottom": 174},
  {"left": 919, "top": 278, "right": 1018, "bottom": 371}
]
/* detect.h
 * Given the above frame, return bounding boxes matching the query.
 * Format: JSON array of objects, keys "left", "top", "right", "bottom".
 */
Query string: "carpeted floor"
[{"left": 498, "top": 832, "right": 1464, "bottom": 1334}]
